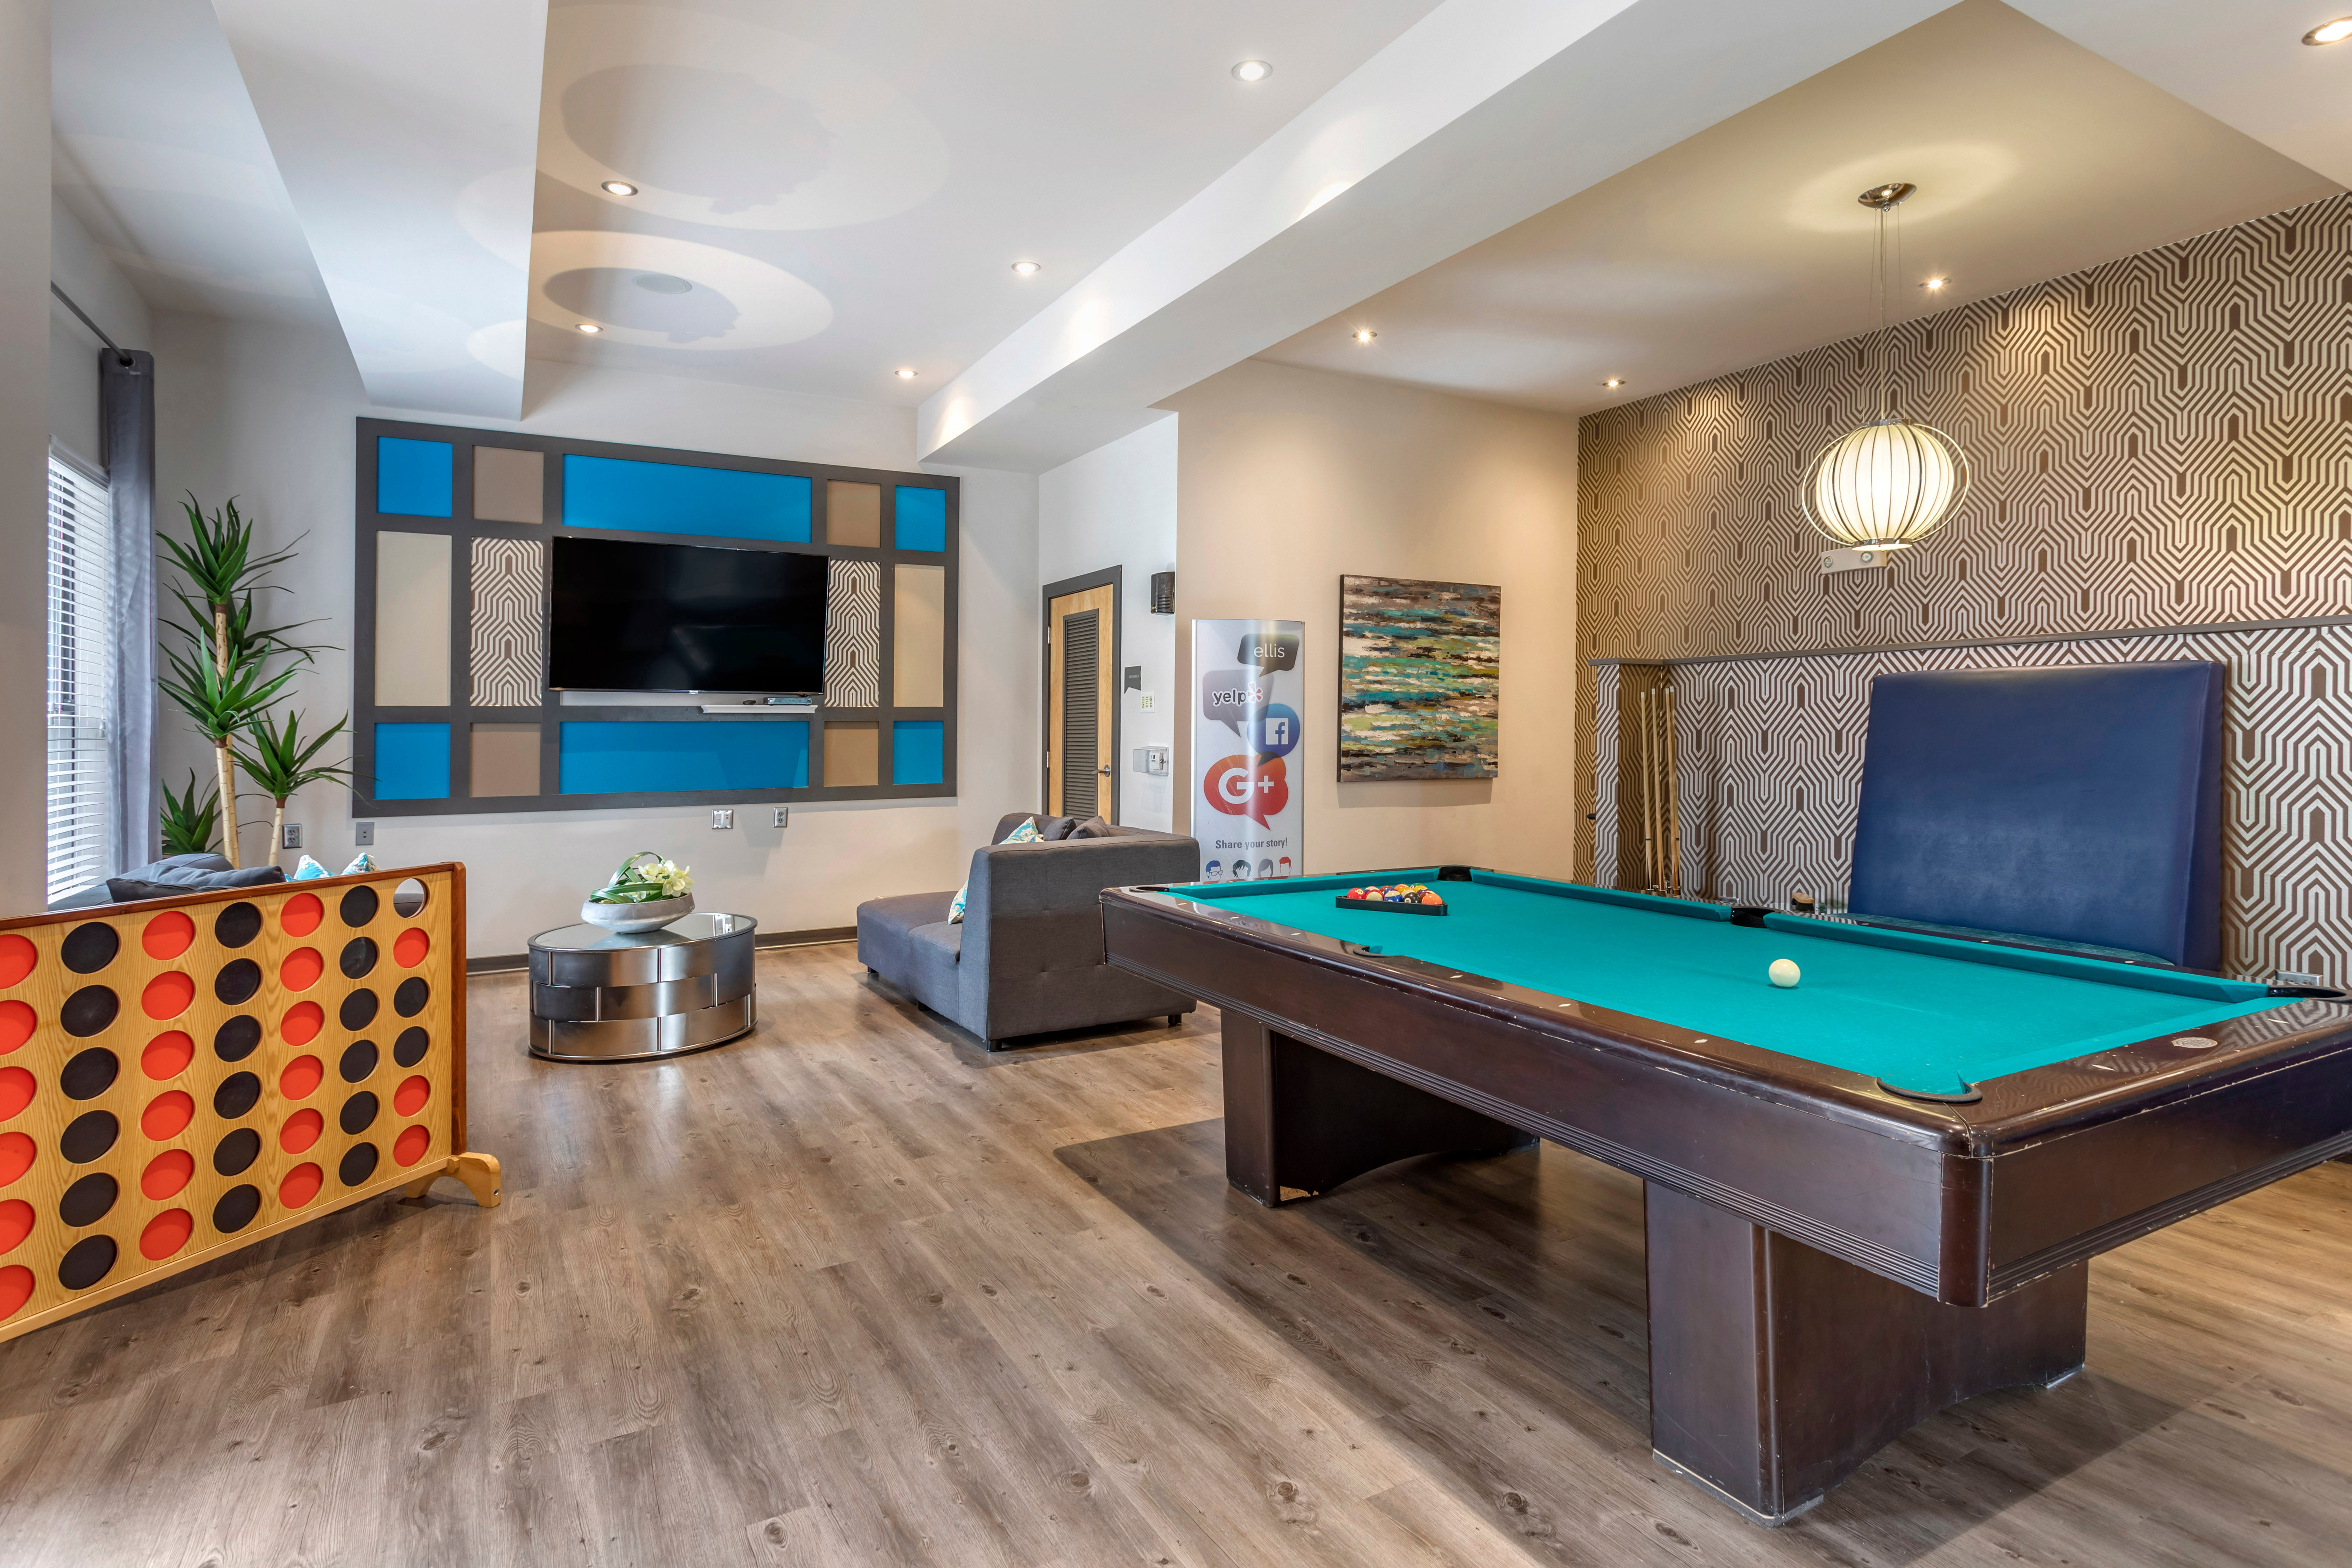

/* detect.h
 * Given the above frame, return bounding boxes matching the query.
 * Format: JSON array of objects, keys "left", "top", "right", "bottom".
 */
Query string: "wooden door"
[{"left": 1046, "top": 583, "right": 1116, "bottom": 819}]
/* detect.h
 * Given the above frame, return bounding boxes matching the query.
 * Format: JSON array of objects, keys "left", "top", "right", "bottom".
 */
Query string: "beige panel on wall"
[
  {"left": 824, "top": 722, "right": 878, "bottom": 788},
  {"left": 894, "top": 563, "right": 945, "bottom": 707},
  {"left": 470, "top": 723, "right": 540, "bottom": 797},
  {"left": 827, "top": 480, "right": 881, "bottom": 547},
  {"left": 375, "top": 532, "right": 451, "bottom": 707},
  {"left": 472, "top": 446, "right": 543, "bottom": 523}
]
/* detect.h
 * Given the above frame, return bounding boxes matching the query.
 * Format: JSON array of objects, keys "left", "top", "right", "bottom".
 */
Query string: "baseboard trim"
[{"left": 466, "top": 926, "right": 856, "bottom": 976}]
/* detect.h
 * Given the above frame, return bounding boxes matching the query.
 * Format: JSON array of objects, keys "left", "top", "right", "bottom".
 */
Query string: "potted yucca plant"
[{"left": 234, "top": 713, "right": 354, "bottom": 868}]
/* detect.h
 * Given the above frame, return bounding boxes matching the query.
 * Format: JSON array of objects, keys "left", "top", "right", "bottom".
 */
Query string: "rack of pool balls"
[{"left": 1336, "top": 882, "right": 1449, "bottom": 916}]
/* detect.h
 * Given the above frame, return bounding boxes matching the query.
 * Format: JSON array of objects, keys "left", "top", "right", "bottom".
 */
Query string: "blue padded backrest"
[{"left": 1849, "top": 662, "right": 2224, "bottom": 969}]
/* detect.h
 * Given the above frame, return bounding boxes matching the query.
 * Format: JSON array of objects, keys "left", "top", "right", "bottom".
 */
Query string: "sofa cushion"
[
  {"left": 1068, "top": 815, "right": 1115, "bottom": 839},
  {"left": 905, "top": 920, "right": 964, "bottom": 1014},
  {"left": 857, "top": 890, "right": 957, "bottom": 977},
  {"left": 106, "top": 861, "right": 286, "bottom": 904}
]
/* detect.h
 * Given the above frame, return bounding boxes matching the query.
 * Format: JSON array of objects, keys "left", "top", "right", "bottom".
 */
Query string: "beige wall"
[
  {"left": 0, "top": 0, "right": 50, "bottom": 913},
  {"left": 1162, "top": 360, "right": 1578, "bottom": 878}
]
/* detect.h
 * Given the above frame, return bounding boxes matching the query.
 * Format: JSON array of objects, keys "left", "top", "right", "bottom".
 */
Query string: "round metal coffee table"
[{"left": 528, "top": 912, "right": 758, "bottom": 1062}]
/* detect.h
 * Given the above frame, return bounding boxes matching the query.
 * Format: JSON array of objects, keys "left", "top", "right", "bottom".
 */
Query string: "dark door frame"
[{"left": 1041, "top": 566, "right": 1121, "bottom": 823}]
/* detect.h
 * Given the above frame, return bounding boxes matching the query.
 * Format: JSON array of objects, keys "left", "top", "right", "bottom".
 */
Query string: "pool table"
[{"left": 1101, "top": 867, "right": 2352, "bottom": 1524}]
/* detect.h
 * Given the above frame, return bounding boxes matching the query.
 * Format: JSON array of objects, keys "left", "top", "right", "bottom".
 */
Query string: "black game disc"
[
  {"left": 340, "top": 989, "right": 379, "bottom": 1030},
  {"left": 60, "top": 1047, "right": 119, "bottom": 1100},
  {"left": 59, "top": 922, "right": 120, "bottom": 974},
  {"left": 339, "top": 937, "right": 379, "bottom": 979},
  {"left": 338, "top": 1142, "right": 380, "bottom": 1186},
  {"left": 393, "top": 978, "right": 430, "bottom": 1018},
  {"left": 213, "top": 959, "right": 262, "bottom": 1005},
  {"left": 339, "top": 1041, "right": 378, "bottom": 1083},
  {"left": 212, "top": 1184, "right": 261, "bottom": 1233},
  {"left": 392, "top": 1028, "right": 429, "bottom": 1068},
  {"left": 214, "top": 1014, "right": 262, "bottom": 1061},
  {"left": 60, "top": 1111, "right": 118, "bottom": 1163},
  {"left": 339, "top": 1091, "right": 380, "bottom": 1135},
  {"left": 212, "top": 1070, "right": 262, "bottom": 1119},
  {"left": 58, "top": 1171, "right": 117, "bottom": 1227},
  {"left": 212, "top": 1126, "right": 261, "bottom": 1176},
  {"left": 213, "top": 901, "right": 263, "bottom": 948},
  {"left": 58, "top": 1234, "right": 117, "bottom": 1290},
  {"left": 59, "top": 986, "right": 119, "bottom": 1038},
  {"left": 339, "top": 886, "right": 379, "bottom": 927}
]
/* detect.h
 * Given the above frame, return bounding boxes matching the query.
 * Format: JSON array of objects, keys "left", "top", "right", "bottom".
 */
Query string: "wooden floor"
[{"left": 1, "top": 942, "right": 2349, "bottom": 1566}]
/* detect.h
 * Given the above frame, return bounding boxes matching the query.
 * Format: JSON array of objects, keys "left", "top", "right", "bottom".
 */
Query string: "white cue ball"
[{"left": 1768, "top": 959, "right": 1801, "bottom": 988}]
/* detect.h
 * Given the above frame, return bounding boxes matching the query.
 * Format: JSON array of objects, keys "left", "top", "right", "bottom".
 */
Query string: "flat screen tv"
[{"left": 548, "top": 536, "right": 830, "bottom": 695}]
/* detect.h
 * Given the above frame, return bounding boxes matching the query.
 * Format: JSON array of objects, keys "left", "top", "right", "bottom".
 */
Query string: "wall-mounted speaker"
[{"left": 1149, "top": 571, "right": 1175, "bottom": 614}]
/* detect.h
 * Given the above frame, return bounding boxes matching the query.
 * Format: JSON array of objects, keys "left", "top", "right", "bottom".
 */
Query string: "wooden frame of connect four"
[{"left": 0, "top": 862, "right": 498, "bottom": 1344}]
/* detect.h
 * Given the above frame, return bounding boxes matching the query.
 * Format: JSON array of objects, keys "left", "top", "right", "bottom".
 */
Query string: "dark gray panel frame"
[
  {"left": 1041, "top": 567, "right": 1121, "bottom": 824},
  {"left": 353, "top": 416, "right": 959, "bottom": 818}
]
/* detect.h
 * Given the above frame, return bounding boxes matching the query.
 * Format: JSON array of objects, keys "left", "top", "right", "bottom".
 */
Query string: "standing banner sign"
[{"left": 1191, "top": 618, "right": 1304, "bottom": 881}]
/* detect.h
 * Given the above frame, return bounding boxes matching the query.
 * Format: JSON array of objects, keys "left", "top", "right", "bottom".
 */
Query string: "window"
[{"left": 47, "top": 451, "right": 115, "bottom": 902}]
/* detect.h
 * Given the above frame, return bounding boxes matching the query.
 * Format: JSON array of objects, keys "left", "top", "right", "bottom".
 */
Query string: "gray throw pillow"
[
  {"left": 107, "top": 863, "right": 288, "bottom": 903},
  {"left": 1035, "top": 816, "right": 1079, "bottom": 841},
  {"left": 1069, "top": 816, "right": 1116, "bottom": 839}
]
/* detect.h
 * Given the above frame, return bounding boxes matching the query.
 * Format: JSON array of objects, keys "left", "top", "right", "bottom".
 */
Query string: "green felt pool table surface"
[{"left": 1161, "top": 869, "right": 2291, "bottom": 1094}]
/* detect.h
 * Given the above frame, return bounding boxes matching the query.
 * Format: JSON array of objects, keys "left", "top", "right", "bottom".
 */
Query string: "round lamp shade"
[{"left": 1803, "top": 418, "right": 1969, "bottom": 550}]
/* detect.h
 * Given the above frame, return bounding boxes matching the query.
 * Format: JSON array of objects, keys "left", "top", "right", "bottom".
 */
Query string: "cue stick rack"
[
  {"left": 0, "top": 863, "right": 499, "bottom": 1345},
  {"left": 1637, "top": 684, "right": 1682, "bottom": 897}
]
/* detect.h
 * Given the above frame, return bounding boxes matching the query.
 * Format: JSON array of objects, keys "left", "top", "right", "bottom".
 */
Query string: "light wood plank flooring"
[{"left": 1, "top": 941, "right": 2348, "bottom": 1566}]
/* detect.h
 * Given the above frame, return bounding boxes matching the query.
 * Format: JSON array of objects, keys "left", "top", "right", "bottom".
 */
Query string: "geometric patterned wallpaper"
[
  {"left": 1577, "top": 195, "right": 2352, "bottom": 981},
  {"left": 823, "top": 558, "right": 881, "bottom": 709},
  {"left": 467, "top": 537, "right": 544, "bottom": 707}
]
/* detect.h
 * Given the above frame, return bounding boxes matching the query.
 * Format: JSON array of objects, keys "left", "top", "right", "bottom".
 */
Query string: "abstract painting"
[{"left": 1338, "top": 575, "right": 1500, "bottom": 779}]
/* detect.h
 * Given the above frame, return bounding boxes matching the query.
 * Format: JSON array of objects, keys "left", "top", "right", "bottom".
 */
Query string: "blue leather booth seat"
[{"left": 1849, "top": 662, "right": 2224, "bottom": 970}]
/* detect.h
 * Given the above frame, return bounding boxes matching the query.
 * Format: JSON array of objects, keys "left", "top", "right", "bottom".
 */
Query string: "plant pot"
[{"left": 580, "top": 893, "right": 695, "bottom": 935}]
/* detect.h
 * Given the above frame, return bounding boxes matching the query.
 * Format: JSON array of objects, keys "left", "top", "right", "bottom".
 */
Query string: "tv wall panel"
[{"left": 353, "top": 417, "right": 958, "bottom": 817}]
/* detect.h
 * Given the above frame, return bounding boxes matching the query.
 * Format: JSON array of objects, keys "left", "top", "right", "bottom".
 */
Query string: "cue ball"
[{"left": 1768, "top": 959, "right": 1801, "bottom": 988}]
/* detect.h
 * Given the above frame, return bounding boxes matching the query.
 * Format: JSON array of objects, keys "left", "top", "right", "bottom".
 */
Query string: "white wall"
[
  {"left": 47, "top": 194, "right": 154, "bottom": 469},
  {"left": 1037, "top": 415, "right": 1178, "bottom": 830},
  {"left": 0, "top": 0, "right": 50, "bottom": 913},
  {"left": 152, "top": 313, "right": 1037, "bottom": 955},
  {"left": 1162, "top": 359, "right": 1578, "bottom": 878}
]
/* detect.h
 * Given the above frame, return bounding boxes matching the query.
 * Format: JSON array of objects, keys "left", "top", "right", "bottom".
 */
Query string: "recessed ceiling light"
[
  {"left": 1011, "top": 260, "right": 1041, "bottom": 276},
  {"left": 601, "top": 180, "right": 638, "bottom": 196},
  {"left": 576, "top": 322, "right": 602, "bottom": 334},
  {"left": 1602, "top": 377, "right": 1624, "bottom": 389},
  {"left": 1231, "top": 59, "right": 1272, "bottom": 82},
  {"left": 1353, "top": 328, "right": 1377, "bottom": 344},
  {"left": 2304, "top": 16, "right": 2352, "bottom": 43},
  {"left": 1925, "top": 276, "right": 1949, "bottom": 292},
  {"left": 895, "top": 368, "right": 917, "bottom": 379}
]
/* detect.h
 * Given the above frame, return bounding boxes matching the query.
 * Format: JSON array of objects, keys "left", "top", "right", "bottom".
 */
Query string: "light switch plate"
[
  {"left": 1137, "top": 692, "right": 1156, "bottom": 712},
  {"left": 353, "top": 821, "right": 374, "bottom": 846},
  {"left": 2277, "top": 968, "right": 2325, "bottom": 988},
  {"left": 712, "top": 809, "right": 735, "bottom": 829},
  {"left": 281, "top": 823, "right": 302, "bottom": 849}
]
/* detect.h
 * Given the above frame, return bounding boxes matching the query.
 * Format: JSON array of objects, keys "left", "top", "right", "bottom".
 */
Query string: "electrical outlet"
[
  {"left": 2277, "top": 968, "right": 2326, "bottom": 988},
  {"left": 712, "top": 809, "right": 735, "bottom": 829},
  {"left": 281, "top": 823, "right": 302, "bottom": 850},
  {"left": 770, "top": 807, "right": 789, "bottom": 828},
  {"left": 353, "top": 821, "right": 374, "bottom": 846}
]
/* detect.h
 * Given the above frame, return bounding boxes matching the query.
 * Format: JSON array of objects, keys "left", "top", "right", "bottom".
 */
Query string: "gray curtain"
[{"left": 101, "top": 349, "right": 157, "bottom": 872}]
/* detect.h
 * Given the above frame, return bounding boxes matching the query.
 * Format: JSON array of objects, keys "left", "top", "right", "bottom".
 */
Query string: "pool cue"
[
  {"left": 1662, "top": 685, "right": 1681, "bottom": 896},
  {"left": 1639, "top": 686, "right": 1660, "bottom": 892}
]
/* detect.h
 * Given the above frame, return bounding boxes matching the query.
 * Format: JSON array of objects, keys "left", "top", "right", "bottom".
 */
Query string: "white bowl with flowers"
[{"left": 581, "top": 851, "right": 696, "bottom": 934}]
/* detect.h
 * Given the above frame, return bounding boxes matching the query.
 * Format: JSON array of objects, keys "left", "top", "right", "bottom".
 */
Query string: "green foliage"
[
  {"left": 167, "top": 587, "right": 328, "bottom": 671},
  {"left": 160, "top": 639, "right": 302, "bottom": 744},
  {"left": 587, "top": 852, "right": 694, "bottom": 904},
  {"left": 159, "top": 494, "right": 299, "bottom": 613},
  {"left": 233, "top": 710, "right": 352, "bottom": 806},
  {"left": 159, "top": 770, "right": 220, "bottom": 858}
]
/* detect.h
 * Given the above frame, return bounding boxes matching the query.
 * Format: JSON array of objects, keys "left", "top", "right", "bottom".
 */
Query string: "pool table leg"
[
  {"left": 1222, "top": 1014, "right": 1535, "bottom": 1205},
  {"left": 1644, "top": 1183, "right": 2088, "bottom": 1525}
]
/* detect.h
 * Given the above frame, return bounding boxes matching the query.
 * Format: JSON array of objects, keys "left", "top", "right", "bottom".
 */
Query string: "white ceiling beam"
[
  {"left": 209, "top": 0, "right": 548, "bottom": 417},
  {"left": 916, "top": 0, "right": 1950, "bottom": 471},
  {"left": 2010, "top": 1, "right": 2352, "bottom": 188}
]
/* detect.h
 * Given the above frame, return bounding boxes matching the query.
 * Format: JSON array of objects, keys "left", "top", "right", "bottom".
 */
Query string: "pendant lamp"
[{"left": 1802, "top": 182, "right": 1969, "bottom": 552}]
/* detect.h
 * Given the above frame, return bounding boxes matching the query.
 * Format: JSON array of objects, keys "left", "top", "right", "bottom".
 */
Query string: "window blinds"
[{"left": 47, "top": 453, "right": 116, "bottom": 903}]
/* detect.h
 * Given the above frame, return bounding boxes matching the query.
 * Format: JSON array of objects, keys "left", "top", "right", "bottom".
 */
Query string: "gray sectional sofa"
[{"left": 856, "top": 813, "right": 1200, "bottom": 1049}]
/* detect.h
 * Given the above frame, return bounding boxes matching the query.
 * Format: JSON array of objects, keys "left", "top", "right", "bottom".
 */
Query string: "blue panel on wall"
[
  {"left": 374, "top": 723, "right": 452, "bottom": 799},
  {"left": 892, "top": 720, "right": 945, "bottom": 785},
  {"left": 894, "top": 486, "right": 947, "bottom": 552},
  {"left": 559, "top": 721, "right": 810, "bottom": 794},
  {"left": 377, "top": 438, "right": 454, "bottom": 517},
  {"left": 562, "top": 454, "right": 812, "bottom": 542}
]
